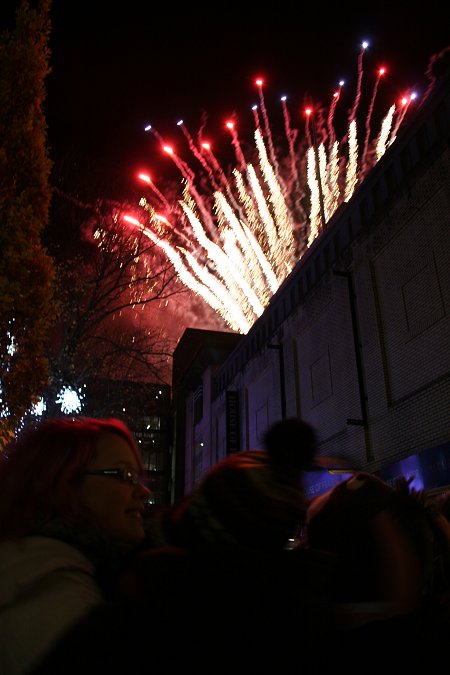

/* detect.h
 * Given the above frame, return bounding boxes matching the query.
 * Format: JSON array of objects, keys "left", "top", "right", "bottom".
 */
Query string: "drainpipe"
[
  {"left": 268, "top": 343, "right": 286, "bottom": 420},
  {"left": 333, "top": 269, "right": 372, "bottom": 460}
]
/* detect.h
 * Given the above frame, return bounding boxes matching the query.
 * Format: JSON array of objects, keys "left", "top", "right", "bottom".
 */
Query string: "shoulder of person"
[
  {"left": 0, "top": 537, "right": 104, "bottom": 675},
  {"left": 0, "top": 536, "right": 96, "bottom": 572},
  {"left": 0, "top": 536, "right": 100, "bottom": 605}
]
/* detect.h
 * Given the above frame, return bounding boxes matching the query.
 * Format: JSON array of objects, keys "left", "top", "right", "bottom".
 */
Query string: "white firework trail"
[
  {"left": 181, "top": 248, "right": 252, "bottom": 332},
  {"left": 256, "top": 79, "right": 281, "bottom": 178},
  {"left": 389, "top": 93, "right": 417, "bottom": 145},
  {"left": 254, "top": 129, "right": 295, "bottom": 263},
  {"left": 125, "top": 216, "right": 250, "bottom": 332},
  {"left": 325, "top": 140, "right": 341, "bottom": 216},
  {"left": 214, "top": 192, "right": 265, "bottom": 296},
  {"left": 344, "top": 119, "right": 359, "bottom": 203},
  {"left": 245, "top": 163, "right": 282, "bottom": 276},
  {"left": 376, "top": 104, "right": 396, "bottom": 160},
  {"left": 177, "top": 121, "right": 221, "bottom": 192},
  {"left": 226, "top": 120, "right": 247, "bottom": 171},
  {"left": 180, "top": 197, "right": 265, "bottom": 318},
  {"left": 327, "top": 82, "right": 344, "bottom": 151},
  {"left": 361, "top": 67, "right": 385, "bottom": 172},
  {"left": 307, "top": 146, "right": 321, "bottom": 245}
]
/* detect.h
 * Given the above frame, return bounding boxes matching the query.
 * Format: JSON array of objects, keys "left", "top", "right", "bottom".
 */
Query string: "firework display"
[{"left": 125, "top": 43, "right": 418, "bottom": 334}]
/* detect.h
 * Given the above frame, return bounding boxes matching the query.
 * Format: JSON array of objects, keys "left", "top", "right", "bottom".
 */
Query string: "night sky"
[
  {"left": 2, "top": 1, "right": 449, "bottom": 347},
  {"left": 41, "top": 1, "right": 449, "bottom": 197},
  {"left": 3, "top": 1, "right": 447, "bottom": 199}
]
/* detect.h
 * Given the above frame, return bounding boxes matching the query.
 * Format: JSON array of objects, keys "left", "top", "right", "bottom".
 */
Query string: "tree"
[
  {"left": 0, "top": 0, "right": 55, "bottom": 447},
  {"left": 44, "top": 196, "right": 181, "bottom": 416}
]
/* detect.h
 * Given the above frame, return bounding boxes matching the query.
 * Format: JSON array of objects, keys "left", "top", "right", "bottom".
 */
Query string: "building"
[
  {"left": 171, "top": 328, "right": 243, "bottom": 502},
  {"left": 83, "top": 378, "right": 171, "bottom": 505},
  {"left": 171, "top": 68, "right": 450, "bottom": 500}
]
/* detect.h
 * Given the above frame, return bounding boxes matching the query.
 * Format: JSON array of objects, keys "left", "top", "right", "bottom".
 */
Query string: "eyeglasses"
[{"left": 84, "top": 467, "right": 149, "bottom": 486}]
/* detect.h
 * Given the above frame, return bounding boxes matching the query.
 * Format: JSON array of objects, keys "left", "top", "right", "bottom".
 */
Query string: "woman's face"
[{"left": 77, "top": 431, "right": 150, "bottom": 548}]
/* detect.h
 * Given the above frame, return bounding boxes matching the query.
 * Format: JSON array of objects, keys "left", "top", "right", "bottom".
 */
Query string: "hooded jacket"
[{"left": 0, "top": 536, "right": 103, "bottom": 675}]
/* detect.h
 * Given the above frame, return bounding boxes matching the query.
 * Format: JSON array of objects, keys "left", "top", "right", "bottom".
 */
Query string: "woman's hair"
[{"left": 0, "top": 417, "right": 142, "bottom": 541}]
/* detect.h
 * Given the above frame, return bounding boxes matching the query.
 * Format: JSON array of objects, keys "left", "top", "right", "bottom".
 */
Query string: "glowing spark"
[
  {"left": 390, "top": 93, "right": 417, "bottom": 143},
  {"left": 178, "top": 120, "right": 219, "bottom": 188},
  {"left": 327, "top": 80, "right": 344, "bottom": 150},
  {"left": 349, "top": 41, "right": 368, "bottom": 123},
  {"left": 31, "top": 398, "right": 46, "bottom": 416},
  {"left": 56, "top": 386, "right": 84, "bottom": 414},
  {"left": 137, "top": 172, "right": 172, "bottom": 210},
  {"left": 376, "top": 104, "right": 395, "bottom": 160},
  {"left": 304, "top": 108, "right": 313, "bottom": 148},
  {"left": 361, "top": 67, "right": 386, "bottom": 175},
  {"left": 6, "top": 331, "right": 16, "bottom": 356},
  {"left": 256, "top": 77, "right": 279, "bottom": 173},
  {"left": 344, "top": 119, "right": 359, "bottom": 202}
]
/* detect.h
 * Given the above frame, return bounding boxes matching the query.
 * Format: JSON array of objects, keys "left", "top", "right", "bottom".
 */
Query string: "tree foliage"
[
  {"left": 0, "top": 0, "right": 55, "bottom": 447},
  {"left": 44, "top": 196, "right": 180, "bottom": 416}
]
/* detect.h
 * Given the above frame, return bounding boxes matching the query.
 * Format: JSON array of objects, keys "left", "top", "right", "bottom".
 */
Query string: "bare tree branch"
[{"left": 45, "top": 198, "right": 183, "bottom": 409}]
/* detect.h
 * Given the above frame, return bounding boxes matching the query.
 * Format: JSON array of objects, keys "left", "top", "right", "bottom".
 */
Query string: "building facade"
[{"left": 171, "top": 70, "right": 450, "bottom": 500}]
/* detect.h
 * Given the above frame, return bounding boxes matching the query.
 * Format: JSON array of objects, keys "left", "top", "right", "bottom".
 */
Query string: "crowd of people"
[{"left": 0, "top": 415, "right": 449, "bottom": 674}]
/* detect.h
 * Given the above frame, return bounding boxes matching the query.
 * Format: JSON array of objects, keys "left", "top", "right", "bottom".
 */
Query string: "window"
[
  {"left": 142, "top": 415, "right": 160, "bottom": 431},
  {"left": 193, "top": 386, "right": 203, "bottom": 424}
]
